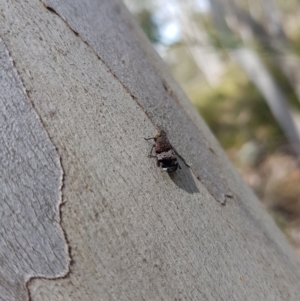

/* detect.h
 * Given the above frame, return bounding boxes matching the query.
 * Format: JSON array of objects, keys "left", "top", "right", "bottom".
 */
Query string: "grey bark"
[
  {"left": 0, "top": 0, "right": 300, "bottom": 300},
  {"left": 0, "top": 38, "right": 68, "bottom": 301}
]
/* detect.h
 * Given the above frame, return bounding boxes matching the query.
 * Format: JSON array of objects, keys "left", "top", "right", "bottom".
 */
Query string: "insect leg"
[
  {"left": 148, "top": 144, "right": 156, "bottom": 158},
  {"left": 156, "top": 159, "right": 160, "bottom": 167}
]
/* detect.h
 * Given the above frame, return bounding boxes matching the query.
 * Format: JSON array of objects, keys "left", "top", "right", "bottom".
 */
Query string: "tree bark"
[{"left": 0, "top": 0, "right": 300, "bottom": 300}]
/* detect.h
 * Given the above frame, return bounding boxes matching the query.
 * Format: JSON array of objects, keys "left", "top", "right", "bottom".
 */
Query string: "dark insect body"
[{"left": 145, "top": 130, "right": 181, "bottom": 172}]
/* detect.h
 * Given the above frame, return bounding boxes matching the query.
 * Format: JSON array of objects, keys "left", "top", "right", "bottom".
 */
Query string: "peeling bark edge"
[
  {"left": 25, "top": 165, "right": 72, "bottom": 301},
  {"left": 0, "top": 37, "right": 71, "bottom": 300}
]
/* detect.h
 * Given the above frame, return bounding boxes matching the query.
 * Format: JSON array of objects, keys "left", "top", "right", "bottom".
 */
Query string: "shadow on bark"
[{"left": 168, "top": 159, "right": 199, "bottom": 194}]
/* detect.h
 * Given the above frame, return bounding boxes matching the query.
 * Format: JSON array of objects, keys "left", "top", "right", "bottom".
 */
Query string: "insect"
[{"left": 145, "top": 130, "right": 181, "bottom": 172}]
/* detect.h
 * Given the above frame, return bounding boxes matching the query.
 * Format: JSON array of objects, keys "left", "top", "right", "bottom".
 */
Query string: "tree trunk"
[{"left": 0, "top": 0, "right": 300, "bottom": 300}]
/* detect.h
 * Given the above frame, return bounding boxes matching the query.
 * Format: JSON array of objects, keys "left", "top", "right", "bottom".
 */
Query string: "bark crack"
[{"left": 0, "top": 37, "right": 71, "bottom": 301}]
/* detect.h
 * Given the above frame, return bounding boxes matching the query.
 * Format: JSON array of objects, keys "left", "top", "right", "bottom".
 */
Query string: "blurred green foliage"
[
  {"left": 136, "top": 9, "right": 161, "bottom": 44},
  {"left": 187, "top": 66, "right": 284, "bottom": 154},
  {"left": 265, "top": 57, "right": 300, "bottom": 110}
]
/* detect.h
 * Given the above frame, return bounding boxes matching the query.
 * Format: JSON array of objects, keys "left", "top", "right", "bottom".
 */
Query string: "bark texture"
[
  {"left": 0, "top": 0, "right": 300, "bottom": 300},
  {"left": 0, "top": 38, "right": 68, "bottom": 301}
]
